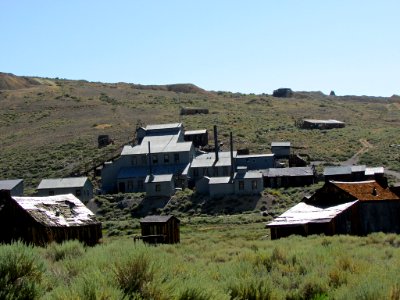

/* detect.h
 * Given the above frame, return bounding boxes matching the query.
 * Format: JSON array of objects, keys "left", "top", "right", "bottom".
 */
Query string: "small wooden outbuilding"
[
  {"left": 0, "top": 190, "right": 102, "bottom": 246},
  {"left": 140, "top": 215, "right": 180, "bottom": 244}
]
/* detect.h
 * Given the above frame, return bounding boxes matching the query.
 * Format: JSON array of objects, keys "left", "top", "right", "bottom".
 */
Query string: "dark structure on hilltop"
[
  {"left": 267, "top": 180, "right": 400, "bottom": 239},
  {"left": 273, "top": 88, "right": 293, "bottom": 98},
  {"left": 140, "top": 215, "right": 180, "bottom": 244},
  {"left": 0, "top": 190, "right": 102, "bottom": 246}
]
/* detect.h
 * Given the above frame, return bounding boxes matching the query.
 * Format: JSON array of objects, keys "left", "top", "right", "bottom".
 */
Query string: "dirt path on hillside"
[{"left": 340, "top": 139, "right": 373, "bottom": 166}]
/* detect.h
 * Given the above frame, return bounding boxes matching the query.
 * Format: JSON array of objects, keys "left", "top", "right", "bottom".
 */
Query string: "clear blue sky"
[{"left": 1, "top": 1, "right": 399, "bottom": 96}]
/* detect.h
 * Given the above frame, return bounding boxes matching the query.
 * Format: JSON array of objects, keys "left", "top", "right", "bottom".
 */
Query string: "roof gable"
[
  {"left": 12, "top": 194, "right": 99, "bottom": 227},
  {"left": 140, "top": 215, "right": 179, "bottom": 223}
]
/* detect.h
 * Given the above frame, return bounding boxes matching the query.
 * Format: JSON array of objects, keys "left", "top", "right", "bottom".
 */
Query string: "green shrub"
[
  {"left": 46, "top": 240, "right": 86, "bottom": 262},
  {"left": 0, "top": 242, "right": 45, "bottom": 300},
  {"left": 114, "top": 253, "right": 154, "bottom": 299}
]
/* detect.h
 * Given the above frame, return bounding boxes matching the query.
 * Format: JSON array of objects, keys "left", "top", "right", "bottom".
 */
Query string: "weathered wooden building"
[
  {"left": 324, "top": 165, "right": 385, "bottom": 184},
  {"left": 140, "top": 215, "right": 180, "bottom": 244},
  {"left": 180, "top": 107, "right": 209, "bottom": 115},
  {"left": 263, "top": 167, "right": 315, "bottom": 188},
  {"left": 300, "top": 119, "right": 345, "bottom": 130},
  {"left": 271, "top": 142, "right": 291, "bottom": 158},
  {"left": 0, "top": 179, "right": 24, "bottom": 196},
  {"left": 184, "top": 129, "right": 208, "bottom": 147},
  {"left": 0, "top": 191, "right": 102, "bottom": 246},
  {"left": 267, "top": 180, "right": 400, "bottom": 239},
  {"left": 145, "top": 174, "right": 175, "bottom": 197}
]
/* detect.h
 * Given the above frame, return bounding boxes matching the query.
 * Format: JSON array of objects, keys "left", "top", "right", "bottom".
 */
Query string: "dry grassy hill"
[{"left": 1, "top": 73, "right": 399, "bottom": 192}]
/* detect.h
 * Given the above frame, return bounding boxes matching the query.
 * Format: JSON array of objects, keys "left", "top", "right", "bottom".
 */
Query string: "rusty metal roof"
[
  {"left": 12, "top": 194, "right": 100, "bottom": 227},
  {"left": 332, "top": 180, "right": 400, "bottom": 201}
]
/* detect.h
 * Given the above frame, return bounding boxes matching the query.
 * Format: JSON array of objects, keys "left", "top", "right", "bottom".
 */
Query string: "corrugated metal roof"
[
  {"left": 190, "top": 151, "right": 236, "bottom": 168},
  {"left": 267, "top": 201, "right": 358, "bottom": 227},
  {"left": 236, "top": 154, "right": 275, "bottom": 159},
  {"left": 209, "top": 177, "right": 231, "bottom": 184},
  {"left": 140, "top": 215, "right": 179, "bottom": 223},
  {"left": 234, "top": 171, "right": 263, "bottom": 180},
  {"left": 185, "top": 129, "right": 207, "bottom": 135},
  {"left": 365, "top": 167, "right": 384, "bottom": 176},
  {"left": 37, "top": 177, "right": 88, "bottom": 189},
  {"left": 12, "top": 194, "right": 99, "bottom": 227},
  {"left": 265, "top": 167, "right": 314, "bottom": 177},
  {"left": 323, "top": 166, "right": 352, "bottom": 176},
  {"left": 145, "top": 123, "right": 182, "bottom": 131},
  {"left": 303, "top": 119, "right": 344, "bottom": 124},
  {"left": 145, "top": 174, "right": 173, "bottom": 183},
  {"left": 332, "top": 181, "right": 400, "bottom": 201},
  {"left": 351, "top": 165, "right": 366, "bottom": 172},
  {"left": 121, "top": 135, "right": 192, "bottom": 155},
  {"left": 271, "top": 142, "right": 291, "bottom": 147},
  {"left": 0, "top": 179, "right": 23, "bottom": 190}
]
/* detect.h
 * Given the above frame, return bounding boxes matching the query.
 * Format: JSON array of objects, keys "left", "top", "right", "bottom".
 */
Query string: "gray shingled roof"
[
  {"left": 37, "top": 177, "right": 88, "bottom": 189},
  {"left": 271, "top": 142, "right": 291, "bottom": 147},
  {"left": 266, "top": 167, "right": 314, "bottom": 177},
  {"left": 0, "top": 179, "right": 23, "bottom": 190}
]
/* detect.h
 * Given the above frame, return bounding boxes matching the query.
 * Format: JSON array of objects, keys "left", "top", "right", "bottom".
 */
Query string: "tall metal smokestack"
[
  {"left": 230, "top": 132, "right": 234, "bottom": 179},
  {"left": 213, "top": 125, "right": 219, "bottom": 162},
  {"left": 148, "top": 141, "right": 153, "bottom": 176}
]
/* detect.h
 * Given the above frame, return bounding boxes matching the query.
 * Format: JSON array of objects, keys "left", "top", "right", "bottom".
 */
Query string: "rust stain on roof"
[{"left": 332, "top": 181, "right": 400, "bottom": 201}]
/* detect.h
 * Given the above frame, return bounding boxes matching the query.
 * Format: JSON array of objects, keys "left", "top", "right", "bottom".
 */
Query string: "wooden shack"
[
  {"left": 184, "top": 129, "right": 208, "bottom": 147},
  {"left": 180, "top": 107, "right": 209, "bottom": 115},
  {"left": 140, "top": 215, "right": 180, "bottom": 244},
  {"left": 267, "top": 180, "right": 400, "bottom": 239},
  {"left": 0, "top": 190, "right": 102, "bottom": 246}
]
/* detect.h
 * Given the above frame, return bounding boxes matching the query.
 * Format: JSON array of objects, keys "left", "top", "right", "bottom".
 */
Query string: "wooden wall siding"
[
  {"left": 140, "top": 219, "right": 180, "bottom": 244},
  {"left": 0, "top": 193, "right": 102, "bottom": 246}
]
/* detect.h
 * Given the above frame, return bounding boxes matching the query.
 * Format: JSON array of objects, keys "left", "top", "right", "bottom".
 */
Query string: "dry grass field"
[{"left": 1, "top": 72, "right": 400, "bottom": 192}]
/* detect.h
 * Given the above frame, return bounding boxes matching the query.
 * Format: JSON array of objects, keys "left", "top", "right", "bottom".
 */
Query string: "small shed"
[
  {"left": 37, "top": 177, "right": 93, "bottom": 202},
  {"left": 140, "top": 215, "right": 180, "bottom": 244},
  {"left": 180, "top": 107, "right": 209, "bottom": 115},
  {"left": 145, "top": 174, "right": 175, "bottom": 197},
  {"left": 264, "top": 167, "right": 315, "bottom": 188},
  {"left": 236, "top": 154, "right": 275, "bottom": 170},
  {"left": 0, "top": 179, "right": 24, "bottom": 196},
  {"left": 0, "top": 191, "right": 102, "bottom": 246},
  {"left": 184, "top": 129, "right": 209, "bottom": 147},
  {"left": 301, "top": 119, "right": 345, "bottom": 130},
  {"left": 271, "top": 142, "right": 291, "bottom": 158}
]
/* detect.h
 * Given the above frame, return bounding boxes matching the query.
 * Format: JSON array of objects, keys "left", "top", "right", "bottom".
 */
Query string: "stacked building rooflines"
[{"left": 101, "top": 123, "right": 195, "bottom": 195}]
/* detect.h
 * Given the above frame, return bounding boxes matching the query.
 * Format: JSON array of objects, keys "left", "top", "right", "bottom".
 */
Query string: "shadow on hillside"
[{"left": 130, "top": 196, "right": 170, "bottom": 218}]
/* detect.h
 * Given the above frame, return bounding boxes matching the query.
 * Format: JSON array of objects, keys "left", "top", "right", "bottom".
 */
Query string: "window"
[
  {"left": 174, "top": 153, "right": 180, "bottom": 163},
  {"left": 214, "top": 168, "right": 218, "bottom": 176},
  {"left": 155, "top": 184, "right": 161, "bottom": 192},
  {"left": 138, "top": 180, "right": 144, "bottom": 190},
  {"left": 223, "top": 166, "right": 229, "bottom": 176},
  {"left": 49, "top": 190, "right": 54, "bottom": 196},
  {"left": 127, "top": 180, "right": 133, "bottom": 191},
  {"left": 164, "top": 154, "right": 169, "bottom": 163},
  {"left": 193, "top": 168, "right": 199, "bottom": 177},
  {"left": 239, "top": 181, "right": 244, "bottom": 190},
  {"left": 141, "top": 155, "right": 147, "bottom": 165},
  {"left": 75, "top": 189, "right": 81, "bottom": 196},
  {"left": 131, "top": 156, "right": 137, "bottom": 166},
  {"left": 152, "top": 154, "right": 158, "bottom": 164},
  {"left": 252, "top": 180, "right": 258, "bottom": 190}
]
